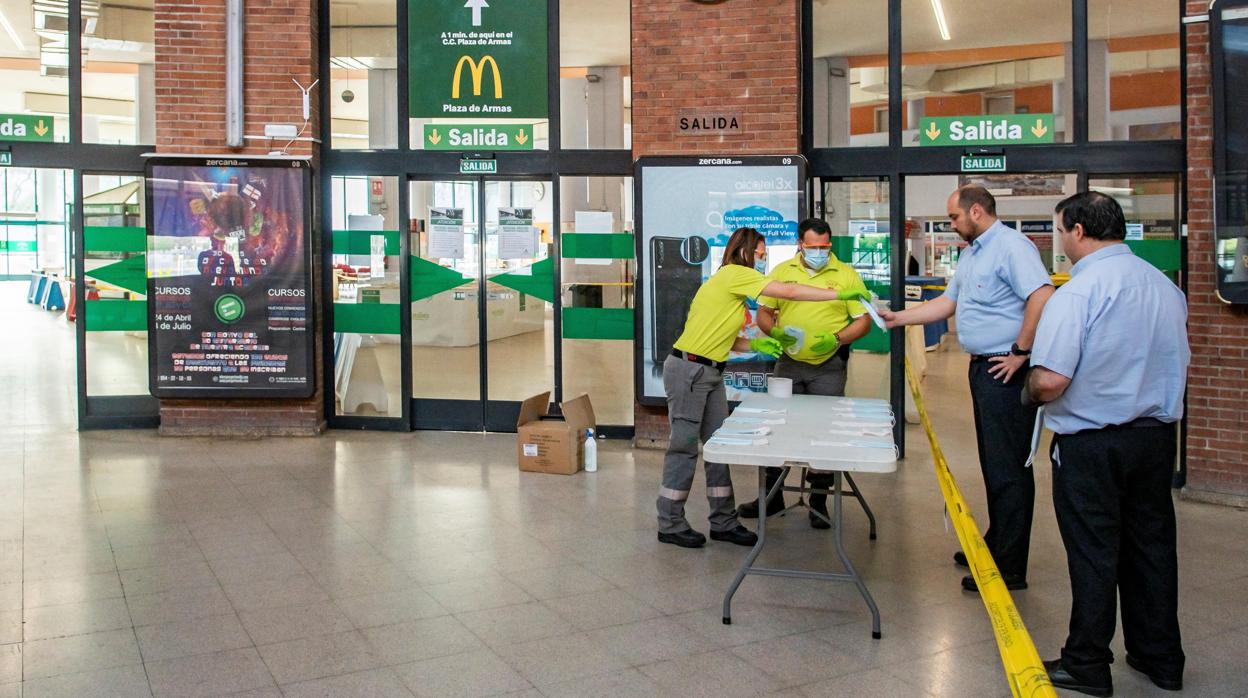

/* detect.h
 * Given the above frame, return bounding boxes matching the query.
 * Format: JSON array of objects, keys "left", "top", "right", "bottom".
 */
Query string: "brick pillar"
[
  {"left": 1182, "top": 1, "right": 1248, "bottom": 506},
  {"left": 154, "top": 0, "right": 324, "bottom": 436},
  {"left": 630, "top": 0, "right": 799, "bottom": 447}
]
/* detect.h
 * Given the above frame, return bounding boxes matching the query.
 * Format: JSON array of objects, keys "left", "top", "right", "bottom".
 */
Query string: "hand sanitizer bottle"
[{"left": 584, "top": 428, "right": 598, "bottom": 472}]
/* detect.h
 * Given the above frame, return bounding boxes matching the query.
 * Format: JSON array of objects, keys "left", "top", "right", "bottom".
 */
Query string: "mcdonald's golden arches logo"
[{"left": 452, "top": 55, "right": 503, "bottom": 99}]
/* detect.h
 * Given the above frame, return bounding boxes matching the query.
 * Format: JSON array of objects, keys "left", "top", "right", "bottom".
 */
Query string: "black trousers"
[
  {"left": 1051, "top": 425, "right": 1184, "bottom": 683},
  {"left": 968, "top": 358, "right": 1038, "bottom": 579}
]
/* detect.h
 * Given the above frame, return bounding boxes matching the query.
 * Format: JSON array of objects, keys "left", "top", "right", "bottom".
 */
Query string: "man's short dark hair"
[
  {"left": 798, "top": 218, "right": 832, "bottom": 241},
  {"left": 956, "top": 185, "right": 997, "bottom": 217},
  {"left": 1055, "top": 191, "right": 1127, "bottom": 241}
]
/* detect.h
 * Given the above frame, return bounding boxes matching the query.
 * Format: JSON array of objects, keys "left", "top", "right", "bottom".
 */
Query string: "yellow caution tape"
[{"left": 905, "top": 358, "right": 1056, "bottom": 698}]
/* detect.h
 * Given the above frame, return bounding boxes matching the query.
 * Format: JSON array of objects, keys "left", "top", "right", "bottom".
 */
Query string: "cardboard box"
[{"left": 516, "top": 391, "right": 596, "bottom": 475}]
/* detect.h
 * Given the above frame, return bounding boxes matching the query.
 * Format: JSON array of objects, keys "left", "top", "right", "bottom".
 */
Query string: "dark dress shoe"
[
  {"left": 961, "top": 573, "right": 1028, "bottom": 592},
  {"left": 737, "top": 496, "right": 786, "bottom": 519},
  {"left": 1044, "top": 659, "right": 1113, "bottom": 697},
  {"left": 953, "top": 551, "right": 968, "bottom": 568},
  {"left": 1125, "top": 654, "right": 1182, "bottom": 691},
  {"left": 809, "top": 506, "right": 831, "bottom": 530},
  {"left": 657, "top": 529, "right": 706, "bottom": 548},
  {"left": 710, "top": 525, "right": 759, "bottom": 546}
]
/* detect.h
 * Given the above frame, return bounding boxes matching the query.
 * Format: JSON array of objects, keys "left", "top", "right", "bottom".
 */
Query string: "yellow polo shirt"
[
  {"left": 672, "top": 264, "right": 769, "bottom": 362},
  {"left": 759, "top": 253, "right": 868, "bottom": 365}
]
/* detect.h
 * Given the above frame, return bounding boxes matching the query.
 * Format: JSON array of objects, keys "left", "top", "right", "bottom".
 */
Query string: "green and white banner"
[
  {"left": 0, "top": 114, "right": 54, "bottom": 143},
  {"left": 423, "top": 123, "right": 534, "bottom": 150},
  {"left": 409, "top": 0, "right": 549, "bottom": 120},
  {"left": 919, "top": 114, "right": 1054, "bottom": 147}
]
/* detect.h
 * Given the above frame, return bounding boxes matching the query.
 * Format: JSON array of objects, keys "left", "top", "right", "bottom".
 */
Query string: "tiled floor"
[{"left": 3, "top": 289, "right": 1248, "bottom": 697}]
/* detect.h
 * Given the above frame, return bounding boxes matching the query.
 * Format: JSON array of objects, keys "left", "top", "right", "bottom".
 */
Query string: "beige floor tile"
[
  {"left": 22, "top": 628, "right": 143, "bottom": 680},
  {"left": 493, "top": 633, "right": 628, "bottom": 687},
  {"left": 333, "top": 589, "right": 446, "bottom": 629},
  {"left": 361, "top": 616, "right": 485, "bottom": 666},
  {"left": 126, "top": 586, "right": 234, "bottom": 628},
  {"left": 455, "top": 602, "right": 574, "bottom": 648},
  {"left": 422, "top": 576, "right": 533, "bottom": 614},
  {"left": 536, "top": 667, "right": 665, "bottom": 698},
  {"left": 23, "top": 598, "right": 133, "bottom": 641},
  {"left": 135, "top": 613, "right": 253, "bottom": 663},
  {"left": 586, "top": 616, "right": 716, "bottom": 665},
  {"left": 145, "top": 647, "right": 275, "bottom": 698},
  {"left": 238, "top": 601, "right": 355, "bottom": 646},
  {"left": 541, "top": 588, "right": 664, "bottom": 631},
  {"left": 118, "top": 561, "right": 218, "bottom": 597},
  {"left": 798, "top": 667, "right": 938, "bottom": 698},
  {"left": 639, "top": 650, "right": 786, "bottom": 698},
  {"left": 21, "top": 663, "right": 150, "bottom": 698},
  {"left": 0, "top": 643, "right": 18, "bottom": 685},
  {"left": 256, "top": 630, "right": 384, "bottom": 685},
  {"left": 501, "top": 564, "right": 614, "bottom": 601},
  {"left": 279, "top": 667, "right": 414, "bottom": 698},
  {"left": 23, "top": 572, "right": 124, "bottom": 609},
  {"left": 222, "top": 574, "right": 329, "bottom": 614},
  {"left": 393, "top": 649, "right": 532, "bottom": 698}
]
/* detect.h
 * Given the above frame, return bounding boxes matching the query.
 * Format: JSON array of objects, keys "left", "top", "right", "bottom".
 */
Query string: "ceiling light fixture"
[
  {"left": 930, "top": 0, "right": 951, "bottom": 41},
  {"left": 0, "top": 9, "right": 24, "bottom": 51}
]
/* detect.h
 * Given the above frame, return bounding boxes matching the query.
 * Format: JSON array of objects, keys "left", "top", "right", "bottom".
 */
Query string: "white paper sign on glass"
[
  {"left": 428, "top": 207, "right": 465, "bottom": 260},
  {"left": 498, "top": 207, "right": 536, "bottom": 259}
]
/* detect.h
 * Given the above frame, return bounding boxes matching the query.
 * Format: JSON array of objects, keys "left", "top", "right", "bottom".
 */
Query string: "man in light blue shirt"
[
  {"left": 1028, "top": 191, "right": 1189, "bottom": 697},
  {"left": 882, "top": 185, "right": 1054, "bottom": 593}
]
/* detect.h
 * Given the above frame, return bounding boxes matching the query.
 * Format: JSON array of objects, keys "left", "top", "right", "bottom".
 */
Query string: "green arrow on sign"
[
  {"left": 490, "top": 256, "right": 554, "bottom": 303},
  {"left": 411, "top": 255, "right": 473, "bottom": 301},
  {"left": 87, "top": 254, "right": 147, "bottom": 295},
  {"left": 920, "top": 114, "right": 1054, "bottom": 147},
  {"left": 0, "top": 114, "right": 55, "bottom": 143}
]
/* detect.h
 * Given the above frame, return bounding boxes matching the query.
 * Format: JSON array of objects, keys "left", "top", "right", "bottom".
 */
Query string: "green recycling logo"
[{"left": 214, "top": 294, "right": 245, "bottom": 323}]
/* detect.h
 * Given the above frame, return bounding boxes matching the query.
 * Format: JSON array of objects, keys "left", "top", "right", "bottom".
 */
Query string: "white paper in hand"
[{"left": 862, "top": 291, "right": 888, "bottom": 330}]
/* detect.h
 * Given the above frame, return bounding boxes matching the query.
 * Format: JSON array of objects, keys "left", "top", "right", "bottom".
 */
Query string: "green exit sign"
[
  {"left": 920, "top": 114, "right": 1054, "bottom": 147},
  {"left": 425, "top": 124, "right": 534, "bottom": 151},
  {"left": 0, "top": 152, "right": 10, "bottom": 167},
  {"left": 961, "top": 155, "right": 1006, "bottom": 173},
  {"left": 460, "top": 158, "right": 498, "bottom": 175},
  {"left": 0, "top": 114, "right": 55, "bottom": 143}
]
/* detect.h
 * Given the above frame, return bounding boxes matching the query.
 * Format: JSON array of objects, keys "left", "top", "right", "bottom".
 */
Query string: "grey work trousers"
[{"left": 657, "top": 355, "right": 741, "bottom": 534}]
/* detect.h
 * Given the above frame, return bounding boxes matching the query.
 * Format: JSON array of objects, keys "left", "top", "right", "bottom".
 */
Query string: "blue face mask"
[
  {"left": 803, "top": 249, "right": 830, "bottom": 270},
  {"left": 754, "top": 259, "right": 768, "bottom": 274}
]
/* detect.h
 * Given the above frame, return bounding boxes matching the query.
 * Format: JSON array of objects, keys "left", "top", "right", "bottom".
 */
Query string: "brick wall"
[
  {"left": 1183, "top": 1, "right": 1248, "bottom": 506},
  {"left": 631, "top": 0, "right": 800, "bottom": 446},
  {"left": 154, "top": 0, "right": 324, "bottom": 436}
]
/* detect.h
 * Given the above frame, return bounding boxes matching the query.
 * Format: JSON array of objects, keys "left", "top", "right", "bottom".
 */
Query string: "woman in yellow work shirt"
[{"left": 657, "top": 227, "right": 866, "bottom": 548}]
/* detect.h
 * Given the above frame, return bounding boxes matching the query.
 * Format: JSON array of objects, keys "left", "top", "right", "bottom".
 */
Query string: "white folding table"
[{"left": 704, "top": 392, "right": 898, "bottom": 639}]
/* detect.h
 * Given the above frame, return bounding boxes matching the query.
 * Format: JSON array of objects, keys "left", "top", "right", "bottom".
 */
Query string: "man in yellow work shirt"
[{"left": 737, "top": 218, "right": 873, "bottom": 528}]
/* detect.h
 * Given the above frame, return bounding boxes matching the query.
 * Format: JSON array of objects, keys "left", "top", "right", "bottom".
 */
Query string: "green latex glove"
[
  {"left": 835, "top": 288, "right": 870, "bottom": 304},
  {"left": 749, "top": 336, "right": 783, "bottom": 358},
  {"left": 768, "top": 327, "right": 797, "bottom": 348},
  {"left": 810, "top": 332, "right": 840, "bottom": 354}
]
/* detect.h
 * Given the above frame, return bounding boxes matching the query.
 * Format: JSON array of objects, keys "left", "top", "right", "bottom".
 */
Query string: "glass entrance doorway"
[{"left": 409, "top": 178, "right": 554, "bottom": 431}]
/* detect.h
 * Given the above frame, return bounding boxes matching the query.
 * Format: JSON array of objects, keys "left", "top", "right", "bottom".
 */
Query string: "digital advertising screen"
[
  {"left": 635, "top": 155, "right": 806, "bottom": 406},
  {"left": 146, "top": 158, "right": 315, "bottom": 399}
]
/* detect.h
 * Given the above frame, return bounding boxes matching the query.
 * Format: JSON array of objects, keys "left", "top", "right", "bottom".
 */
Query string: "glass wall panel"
[
  {"left": 0, "top": 168, "right": 69, "bottom": 278},
  {"left": 330, "top": 0, "right": 398, "bottom": 150},
  {"left": 1090, "top": 176, "right": 1180, "bottom": 239},
  {"left": 903, "top": 0, "right": 1072, "bottom": 146},
  {"left": 332, "top": 176, "right": 402, "bottom": 417},
  {"left": 1088, "top": 0, "right": 1182, "bottom": 141},
  {"left": 559, "top": 175, "right": 633, "bottom": 425},
  {"left": 0, "top": 0, "right": 70, "bottom": 142},
  {"left": 83, "top": 0, "right": 156, "bottom": 144},
  {"left": 409, "top": 179, "right": 481, "bottom": 400},
  {"left": 811, "top": 0, "right": 889, "bottom": 148},
  {"left": 559, "top": 0, "right": 629, "bottom": 149},
  {"left": 84, "top": 173, "right": 147, "bottom": 397}
]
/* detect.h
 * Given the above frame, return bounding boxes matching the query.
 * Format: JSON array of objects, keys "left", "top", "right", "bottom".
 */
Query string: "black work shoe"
[
  {"left": 1125, "top": 654, "right": 1182, "bottom": 691},
  {"left": 1044, "top": 659, "right": 1113, "bottom": 697},
  {"left": 809, "top": 507, "right": 831, "bottom": 530},
  {"left": 737, "top": 496, "right": 786, "bottom": 519},
  {"left": 657, "top": 529, "right": 706, "bottom": 548},
  {"left": 961, "top": 573, "right": 1028, "bottom": 592},
  {"left": 710, "top": 525, "right": 759, "bottom": 547},
  {"left": 953, "top": 551, "right": 969, "bottom": 568}
]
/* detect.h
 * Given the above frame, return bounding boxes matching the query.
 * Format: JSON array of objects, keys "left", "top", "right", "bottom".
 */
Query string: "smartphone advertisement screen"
[
  {"left": 635, "top": 156, "right": 806, "bottom": 406},
  {"left": 146, "top": 157, "right": 315, "bottom": 399}
]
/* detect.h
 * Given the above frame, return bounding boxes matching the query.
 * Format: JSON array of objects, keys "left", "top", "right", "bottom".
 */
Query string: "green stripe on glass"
[
  {"left": 334, "top": 303, "right": 401, "bottom": 334},
  {"left": 84, "top": 226, "right": 146, "bottom": 253},
  {"left": 560, "top": 233, "right": 634, "bottom": 259},
  {"left": 85, "top": 299, "right": 147, "bottom": 331},
  {"left": 491, "top": 257, "right": 555, "bottom": 303},
  {"left": 87, "top": 254, "right": 147, "bottom": 295},
  {"left": 411, "top": 256, "right": 472, "bottom": 301},
  {"left": 561, "top": 307, "right": 634, "bottom": 340},
  {"left": 332, "top": 230, "right": 401, "bottom": 256},
  {"left": 1126, "top": 239, "right": 1181, "bottom": 273}
]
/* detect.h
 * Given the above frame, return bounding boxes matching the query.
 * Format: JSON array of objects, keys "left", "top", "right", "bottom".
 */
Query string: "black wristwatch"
[{"left": 1010, "top": 343, "right": 1032, "bottom": 357}]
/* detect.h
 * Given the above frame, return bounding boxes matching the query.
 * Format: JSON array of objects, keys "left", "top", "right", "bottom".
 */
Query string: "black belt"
[
  {"left": 671, "top": 349, "right": 726, "bottom": 372},
  {"left": 1108, "top": 416, "right": 1171, "bottom": 430},
  {"left": 970, "top": 353, "right": 1010, "bottom": 363}
]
